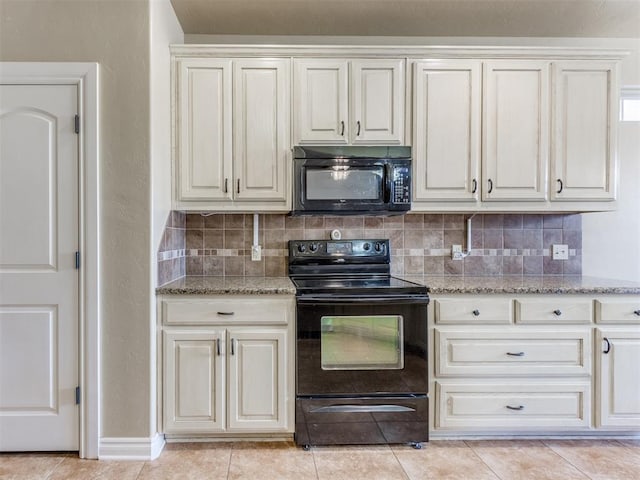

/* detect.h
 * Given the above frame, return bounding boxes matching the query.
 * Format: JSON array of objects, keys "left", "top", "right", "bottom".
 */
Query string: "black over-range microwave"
[{"left": 292, "top": 146, "right": 412, "bottom": 216}]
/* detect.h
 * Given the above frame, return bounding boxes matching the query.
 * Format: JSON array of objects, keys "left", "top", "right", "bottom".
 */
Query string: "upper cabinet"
[
  {"left": 413, "top": 60, "right": 481, "bottom": 203},
  {"left": 482, "top": 60, "right": 549, "bottom": 202},
  {"left": 174, "top": 57, "right": 290, "bottom": 211},
  {"left": 551, "top": 61, "right": 618, "bottom": 202},
  {"left": 171, "top": 45, "right": 624, "bottom": 213},
  {"left": 294, "top": 58, "right": 405, "bottom": 145},
  {"left": 411, "top": 54, "right": 622, "bottom": 212}
]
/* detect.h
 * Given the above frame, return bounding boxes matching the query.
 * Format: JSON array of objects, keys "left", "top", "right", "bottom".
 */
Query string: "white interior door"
[{"left": 0, "top": 84, "right": 79, "bottom": 451}]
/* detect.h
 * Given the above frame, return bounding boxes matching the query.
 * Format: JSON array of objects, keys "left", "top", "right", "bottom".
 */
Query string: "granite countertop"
[
  {"left": 399, "top": 275, "right": 640, "bottom": 295},
  {"left": 157, "top": 276, "right": 295, "bottom": 295},
  {"left": 157, "top": 275, "right": 640, "bottom": 296}
]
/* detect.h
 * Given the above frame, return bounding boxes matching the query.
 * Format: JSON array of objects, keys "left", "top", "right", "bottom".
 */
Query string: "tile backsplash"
[{"left": 158, "top": 212, "right": 582, "bottom": 285}]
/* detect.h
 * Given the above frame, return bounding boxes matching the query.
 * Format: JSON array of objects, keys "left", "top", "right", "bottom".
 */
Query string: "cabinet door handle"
[
  {"left": 603, "top": 337, "right": 611, "bottom": 354},
  {"left": 488, "top": 179, "right": 493, "bottom": 194},
  {"left": 231, "top": 338, "right": 235, "bottom": 355},
  {"left": 236, "top": 178, "right": 240, "bottom": 194},
  {"left": 217, "top": 311, "right": 235, "bottom": 316},
  {"left": 633, "top": 310, "right": 640, "bottom": 316},
  {"left": 224, "top": 178, "right": 228, "bottom": 194},
  {"left": 471, "top": 178, "right": 477, "bottom": 194},
  {"left": 356, "top": 121, "right": 361, "bottom": 136},
  {"left": 216, "top": 338, "right": 221, "bottom": 356},
  {"left": 553, "top": 309, "right": 562, "bottom": 316},
  {"left": 506, "top": 405, "right": 525, "bottom": 411},
  {"left": 557, "top": 178, "right": 564, "bottom": 194},
  {"left": 506, "top": 351, "right": 525, "bottom": 357},
  {"left": 472, "top": 309, "right": 480, "bottom": 316},
  {"left": 340, "top": 121, "right": 345, "bottom": 136}
]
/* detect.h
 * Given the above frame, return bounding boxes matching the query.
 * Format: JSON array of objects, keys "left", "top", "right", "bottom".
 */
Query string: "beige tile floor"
[{"left": 1, "top": 439, "right": 639, "bottom": 480}]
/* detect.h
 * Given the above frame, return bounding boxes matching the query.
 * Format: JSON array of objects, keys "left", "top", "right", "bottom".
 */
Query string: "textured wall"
[{"left": 0, "top": 0, "right": 152, "bottom": 438}]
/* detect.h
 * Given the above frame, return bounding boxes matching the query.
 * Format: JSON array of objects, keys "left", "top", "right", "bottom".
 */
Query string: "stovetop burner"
[{"left": 288, "top": 239, "right": 428, "bottom": 297}]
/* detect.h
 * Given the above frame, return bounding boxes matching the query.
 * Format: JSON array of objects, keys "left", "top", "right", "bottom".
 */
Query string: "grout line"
[
  {"left": 540, "top": 440, "right": 596, "bottom": 480},
  {"left": 463, "top": 440, "right": 504, "bottom": 480},
  {"left": 225, "top": 443, "right": 234, "bottom": 480},
  {"left": 388, "top": 445, "right": 412, "bottom": 480},
  {"left": 310, "top": 446, "right": 321, "bottom": 480}
]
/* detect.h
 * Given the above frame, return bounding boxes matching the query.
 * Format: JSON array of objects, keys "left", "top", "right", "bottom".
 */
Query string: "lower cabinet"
[
  {"left": 430, "top": 294, "right": 640, "bottom": 436},
  {"left": 160, "top": 295, "right": 294, "bottom": 436}
]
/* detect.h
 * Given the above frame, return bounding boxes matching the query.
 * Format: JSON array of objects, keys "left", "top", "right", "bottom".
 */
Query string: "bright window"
[{"left": 620, "top": 87, "right": 640, "bottom": 122}]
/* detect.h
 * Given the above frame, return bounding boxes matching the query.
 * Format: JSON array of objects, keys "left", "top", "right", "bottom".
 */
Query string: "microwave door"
[{"left": 305, "top": 166, "right": 384, "bottom": 203}]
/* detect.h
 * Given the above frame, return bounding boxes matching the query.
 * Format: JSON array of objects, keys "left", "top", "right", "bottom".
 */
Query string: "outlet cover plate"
[{"left": 552, "top": 244, "right": 569, "bottom": 260}]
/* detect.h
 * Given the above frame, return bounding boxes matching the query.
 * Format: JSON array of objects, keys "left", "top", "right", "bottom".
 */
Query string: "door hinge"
[
  {"left": 75, "top": 386, "right": 81, "bottom": 405},
  {"left": 75, "top": 251, "right": 80, "bottom": 269},
  {"left": 74, "top": 114, "right": 80, "bottom": 134}
]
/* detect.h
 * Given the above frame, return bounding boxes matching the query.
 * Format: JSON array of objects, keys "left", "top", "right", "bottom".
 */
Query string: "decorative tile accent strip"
[{"left": 157, "top": 212, "right": 582, "bottom": 280}]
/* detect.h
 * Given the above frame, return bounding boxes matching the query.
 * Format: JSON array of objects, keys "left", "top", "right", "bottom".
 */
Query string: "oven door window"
[
  {"left": 320, "top": 315, "right": 403, "bottom": 370},
  {"left": 305, "top": 167, "right": 383, "bottom": 200}
]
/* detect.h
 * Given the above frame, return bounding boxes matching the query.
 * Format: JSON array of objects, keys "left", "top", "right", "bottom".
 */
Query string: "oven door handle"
[{"left": 296, "top": 295, "right": 428, "bottom": 304}]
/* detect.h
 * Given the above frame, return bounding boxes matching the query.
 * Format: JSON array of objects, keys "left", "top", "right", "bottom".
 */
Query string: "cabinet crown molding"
[{"left": 171, "top": 44, "right": 629, "bottom": 60}]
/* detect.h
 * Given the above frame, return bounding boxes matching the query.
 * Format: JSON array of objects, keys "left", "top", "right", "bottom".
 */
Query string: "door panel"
[
  {"left": 552, "top": 61, "right": 617, "bottom": 201},
  {"left": 0, "top": 84, "right": 79, "bottom": 451},
  {"left": 163, "top": 330, "right": 226, "bottom": 433},
  {"left": 413, "top": 60, "right": 481, "bottom": 202},
  {"left": 228, "top": 328, "right": 288, "bottom": 431},
  {"left": 234, "top": 59, "right": 290, "bottom": 202},
  {"left": 483, "top": 61, "right": 549, "bottom": 201},
  {"left": 177, "top": 59, "right": 232, "bottom": 201},
  {"left": 294, "top": 59, "right": 348, "bottom": 144},
  {"left": 351, "top": 59, "right": 405, "bottom": 144}
]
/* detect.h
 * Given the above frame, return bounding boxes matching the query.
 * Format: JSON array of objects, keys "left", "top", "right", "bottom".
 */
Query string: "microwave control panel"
[
  {"left": 392, "top": 166, "right": 411, "bottom": 203},
  {"left": 392, "top": 166, "right": 411, "bottom": 204}
]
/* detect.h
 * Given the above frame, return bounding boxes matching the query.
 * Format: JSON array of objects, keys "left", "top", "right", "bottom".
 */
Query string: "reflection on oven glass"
[{"left": 320, "top": 315, "right": 403, "bottom": 370}]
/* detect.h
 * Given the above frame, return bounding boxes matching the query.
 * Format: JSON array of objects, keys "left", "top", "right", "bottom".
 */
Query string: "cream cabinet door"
[
  {"left": 294, "top": 59, "right": 349, "bottom": 144},
  {"left": 351, "top": 59, "right": 405, "bottom": 144},
  {"left": 163, "top": 330, "right": 226, "bottom": 433},
  {"left": 552, "top": 61, "right": 618, "bottom": 201},
  {"left": 227, "top": 328, "right": 289, "bottom": 432},
  {"left": 413, "top": 60, "right": 481, "bottom": 202},
  {"left": 483, "top": 60, "right": 549, "bottom": 201},
  {"left": 596, "top": 328, "right": 640, "bottom": 428},
  {"left": 233, "top": 59, "right": 290, "bottom": 203},
  {"left": 176, "top": 58, "right": 232, "bottom": 202}
]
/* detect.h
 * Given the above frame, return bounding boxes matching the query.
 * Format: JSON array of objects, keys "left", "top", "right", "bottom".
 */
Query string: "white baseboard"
[{"left": 99, "top": 433, "right": 165, "bottom": 460}]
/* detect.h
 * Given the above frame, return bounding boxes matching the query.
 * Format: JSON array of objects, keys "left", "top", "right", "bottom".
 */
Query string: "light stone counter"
[
  {"left": 156, "top": 276, "right": 295, "bottom": 295},
  {"left": 399, "top": 275, "right": 640, "bottom": 295}
]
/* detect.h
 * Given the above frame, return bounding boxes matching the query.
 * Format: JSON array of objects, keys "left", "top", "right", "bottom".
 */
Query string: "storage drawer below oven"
[
  {"left": 295, "top": 396, "right": 428, "bottom": 446},
  {"left": 435, "top": 381, "right": 591, "bottom": 430}
]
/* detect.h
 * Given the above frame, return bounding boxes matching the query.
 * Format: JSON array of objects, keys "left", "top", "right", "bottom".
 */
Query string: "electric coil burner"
[{"left": 288, "top": 239, "right": 429, "bottom": 449}]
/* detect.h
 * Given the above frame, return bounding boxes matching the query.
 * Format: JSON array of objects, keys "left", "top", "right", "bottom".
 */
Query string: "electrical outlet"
[
  {"left": 251, "top": 245, "right": 262, "bottom": 261},
  {"left": 552, "top": 244, "right": 569, "bottom": 260},
  {"left": 451, "top": 244, "right": 464, "bottom": 260}
]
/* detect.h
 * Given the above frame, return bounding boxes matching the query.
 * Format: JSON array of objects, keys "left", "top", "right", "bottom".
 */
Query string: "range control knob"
[
  {"left": 374, "top": 242, "right": 383, "bottom": 253},
  {"left": 362, "top": 242, "right": 371, "bottom": 251},
  {"left": 309, "top": 243, "right": 318, "bottom": 252},
  {"left": 297, "top": 243, "right": 306, "bottom": 253}
]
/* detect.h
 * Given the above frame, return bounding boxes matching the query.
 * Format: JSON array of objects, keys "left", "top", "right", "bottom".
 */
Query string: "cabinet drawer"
[
  {"left": 162, "top": 296, "right": 293, "bottom": 326},
  {"left": 515, "top": 298, "right": 592, "bottom": 324},
  {"left": 435, "top": 381, "right": 591, "bottom": 430},
  {"left": 435, "top": 328, "right": 592, "bottom": 376},
  {"left": 595, "top": 298, "right": 640, "bottom": 324},
  {"left": 434, "top": 298, "right": 512, "bottom": 324}
]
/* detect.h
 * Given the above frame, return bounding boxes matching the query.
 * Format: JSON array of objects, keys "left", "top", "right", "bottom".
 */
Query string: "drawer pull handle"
[
  {"left": 506, "top": 351, "right": 525, "bottom": 357},
  {"left": 553, "top": 309, "right": 562, "bottom": 316},
  {"left": 472, "top": 309, "right": 480, "bottom": 316},
  {"left": 216, "top": 338, "right": 221, "bottom": 356},
  {"left": 603, "top": 337, "right": 611, "bottom": 354},
  {"left": 231, "top": 338, "right": 236, "bottom": 355},
  {"left": 217, "top": 311, "right": 235, "bottom": 316},
  {"left": 634, "top": 310, "right": 640, "bottom": 316},
  {"left": 506, "top": 405, "right": 525, "bottom": 411}
]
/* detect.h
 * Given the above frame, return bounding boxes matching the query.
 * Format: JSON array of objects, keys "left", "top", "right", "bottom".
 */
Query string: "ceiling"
[{"left": 170, "top": 0, "right": 640, "bottom": 38}]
